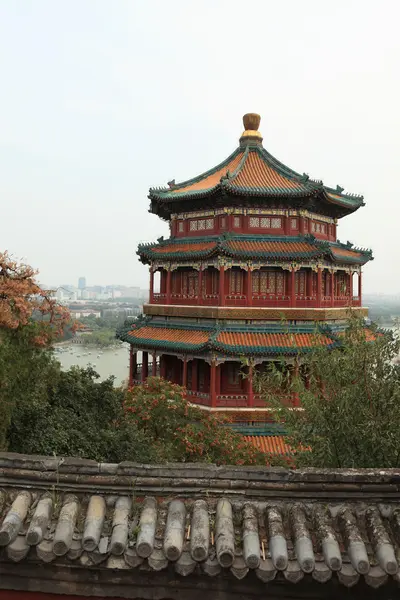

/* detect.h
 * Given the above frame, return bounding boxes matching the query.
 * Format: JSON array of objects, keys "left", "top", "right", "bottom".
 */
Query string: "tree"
[
  {"left": 7, "top": 365, "right": 160, "bottom": 463},
  {"left": 257, "top": 315, "right": 400, "bottom": 468},
  {"left": 0, "top": 251, "right": 70, "bottom": 345},
  {"left": 0, "top": 252, "right": 72, "bottom": 448},
  {"left": 124, "top": 377, "right": 269, "bottom": 466}
]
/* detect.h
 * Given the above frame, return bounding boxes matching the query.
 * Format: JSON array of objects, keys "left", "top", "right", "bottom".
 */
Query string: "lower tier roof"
[{"left": 117, "top": 319, "right": 348, "bottom": 356}]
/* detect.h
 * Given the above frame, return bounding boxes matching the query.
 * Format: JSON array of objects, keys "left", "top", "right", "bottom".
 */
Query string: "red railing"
[
  {"left": 225, "top": 294, "right": 247, "bottom": 307},
  {"left": 152, "top": 293, "right": 167, "bottom": 304},
  {"left": 252, "top": 294, "right": 290, "bottom": 307},
  {"left": 170, "top": 294, "right": 198, "bottom": 305}
]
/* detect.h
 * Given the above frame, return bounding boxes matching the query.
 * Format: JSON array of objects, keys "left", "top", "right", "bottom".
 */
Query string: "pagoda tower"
[{"left": 118, "top": 113, "right": 372, "bottom": 420}]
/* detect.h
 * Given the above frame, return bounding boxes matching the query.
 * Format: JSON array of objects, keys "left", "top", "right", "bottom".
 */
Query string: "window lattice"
[
  {"left": 271, "top": 217, "right": 282, "bottom": 228},
  {"left": 198, "top": 219, "right": 206, "bottom": 230},
  {"left": 233, "top": 216, "right": 241, "bottom": 228},
  {"left": 190, "top": 220, "right": 198, "bottom": 231},
  {"left": 249, "top": 217, "right": 259, "bottom": 228},
  {"left": 276, "top": 272, "right": 284, "bottom": 295},
  {"left": 260, "top": 217, "right": 270, "bottom": 228},
  {"left": 178, "top": 221, "right": 184, "bottom": 232},
  {"left": 206, "top": 218, "right": 214, "bottom": 229},
  {"left": 291, "top": 218, "right": 298, "bottom": 229}
]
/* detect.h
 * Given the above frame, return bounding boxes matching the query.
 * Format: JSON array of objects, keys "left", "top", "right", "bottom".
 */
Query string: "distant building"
[{"left": 78, "top": 277, "right": 86, "bottom": 290}]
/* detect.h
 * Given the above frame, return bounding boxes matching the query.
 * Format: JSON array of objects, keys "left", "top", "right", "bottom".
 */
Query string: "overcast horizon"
[{"left": 1, "top": 0, "right": 400, "bottom": 294}]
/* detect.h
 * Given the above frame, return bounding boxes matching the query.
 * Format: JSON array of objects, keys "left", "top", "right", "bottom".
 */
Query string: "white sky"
[{"left": 1, "top": 0, "right": 399, "bottom": 293}]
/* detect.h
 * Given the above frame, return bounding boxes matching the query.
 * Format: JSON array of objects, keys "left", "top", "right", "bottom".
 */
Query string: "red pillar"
[
  {"left": 330, "top": 271, "right": 335, "bottom": 307},
  {"left": 247, "top": 269, "right": 253, "bottom": 306},
  {"left": 210, "top": 360, "right": 217, "bottom": 408},
  {"left": 192, "top": 359, "right": 198, "bottom": 392},
  {"left": 219, "top": 266, "right": 225, "bottom": 306},
  {"left": 349, "top": 271, "right": 354, "bottom": 305},
  {"left": 141, "top": 351, "right": 149, "bottom": 382},
  {"left": 316, "top": 268, "right": 322, "bottom": 308},
  {"left": 306, "top": 269, "right": 313, "bottom": 299},
  {"left": 149, "top": 267, "right": 154, "bottom": 303},
  {"left": 160, "top": 354, "right": 166, "bottom": 379},
  {"left": 216, "top": 363, "right": 221, "bottom": 396},
  {"left": 358, "top": 271, "right": 362, "bottom": 305},
  {"left": 290, "top": 270, "right": 296, "bottom": 308},
  {"left": 129, "top": 346, "right": 137, "bottom": 387},
  {"left": 166, "top": 269, "right": 172, "bottom": 304},
  {"left": 198, "top": 267, "right": 203, "bottom": 305},
  {"left": 152, "top": 352, "right": 157, "bottom": 376},
  {"left": 284, "top": 215, "right": 290, "bottom": 235},
  {"left": 247, "top": 363, "right": 254, "bottom": 407},
  {"left": 182, "top": 357, "right": 188, "bottom": 388}
]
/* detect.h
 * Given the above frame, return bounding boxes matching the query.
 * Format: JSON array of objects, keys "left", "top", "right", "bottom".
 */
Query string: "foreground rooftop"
[{"left": 1, "top": 453, "right": 400, "bottom": 598}]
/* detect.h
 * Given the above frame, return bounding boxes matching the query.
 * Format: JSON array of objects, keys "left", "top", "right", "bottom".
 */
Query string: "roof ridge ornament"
[{"left": 239, "top": 113, "right": 263, "bottom": 147}]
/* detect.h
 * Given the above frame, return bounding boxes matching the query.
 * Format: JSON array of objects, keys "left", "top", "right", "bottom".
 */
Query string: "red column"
[
  {"left": 149, "top": 267, "right": 154, "bottom": 303},
  {"left": 182, "top": 357, "right": 188, "bottom": 388},
  {"left": 316, "top": 268, "right": 322, "bottom": 308},
  {"left": 129, "top": 346, "right": 137, "bottom": 387},
  {"left": 349, "top": 271, "right": 354, "bottom": 305},
  {"left": 198, "top": 267, "right": 203, "bottom": 305},
  {"left": 219, "top": 266, "right": 225, "bottom": 306},
  {"left": 216, "top": 363, "right": 221, "bottom": 396},
  {"left": 306, "top": 269, "right": 313, "bottom": 299},
  {"left": 192, "top": 359, "right": 198, "bottom": 392},
  {"left": 210, "top": 360, "right": 217, "bottom": 408},
  {"left": 160, "top": 354, "right": 166, "bottom": 379},
  {"left": 358, "top": 271, "right": 362, "bottom": 305},
  {"left": 141, "top": 351, "right": 149, "bottom": 382},
  {"left": 247, "top": 269, "right": 253, "bottom": 306},
  {"left": 152, "top": 352, "right": 157, "bottom": 376},
  {"left": 330, "top": 271, "right": 335, "bottom": 307},
  {"left": 166, "top": 269, "right": 172, "bottom": 304},
  {"left": 247, "top": 363, "right": 254, "bottom": 407},
  {"left": 290, "top": 270, "right": 296, "bottom": 308},
  {"left": 284, "top": 215, "right": 290, "bottom": 235}
]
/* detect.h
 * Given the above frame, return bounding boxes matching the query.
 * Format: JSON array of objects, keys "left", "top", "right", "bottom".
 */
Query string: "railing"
[
  {"left": 152, "top": 293, "right": 167, "bottom": 304},
  {"left": 203, "top": 294, "right": 219, "bottom": 306},
  {"left": 225, "top": 294, "right": 247, "bottom": 307},
  {"left": 150, "top": 293, "right": 361, "bottom": 308},
  {"left": 295, "top": 295, "right": 316, "bottom": 308},
  {"left": 334, "top": 295, "right": 352, "bottom": 307},
  {"left": 170, "top": 294, "right": 198, "bottom": 305},
  {"left": 186, "top": 390, "right": 211, "bottom": 406},
  {"left": 217, "top": 394, "right": 248, "bottom": 407},
  {"left": 252, "top": 294, "right": 290, "bottom": 307},
  {"left": 321, "top": 295, "right": 332, "bottom": 307}
]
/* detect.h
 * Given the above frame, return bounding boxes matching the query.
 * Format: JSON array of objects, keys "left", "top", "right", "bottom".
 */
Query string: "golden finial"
[{"left": 240, "top": 113, "right": 263, "bottom": 145}]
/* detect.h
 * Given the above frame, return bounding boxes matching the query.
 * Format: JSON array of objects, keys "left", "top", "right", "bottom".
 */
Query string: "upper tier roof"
[{"left": 149, "top": 113, "right": 365, "bottom": 219}]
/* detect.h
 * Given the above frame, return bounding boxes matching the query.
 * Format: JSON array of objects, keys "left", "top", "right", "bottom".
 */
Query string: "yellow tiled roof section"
[
  {"left": 227, "top": 240, "right": 315, "bottom": 254},
  {"left": 217, "top": 332, "right": 333, "bottom": 349},
  {"left": 152, "top": 241, "right": 216, "bottom": 254},
  {"left": 171, "top": 153, "right": 243, "bottom": 194},
  {"left": 232, "top": 151, "right": 304, "bottom": 190},
  {"left": 330, "top": 246, "right": 363, "bottom": 259},
  {"left": 128, "top": 327, "right": 209, "bottom": 345},
  {"left": 244, "top": 435, "right": 293, "bottom": 455}
]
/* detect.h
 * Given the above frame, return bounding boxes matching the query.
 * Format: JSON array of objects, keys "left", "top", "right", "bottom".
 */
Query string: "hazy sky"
[{"left": 1, "top": 0, "right": 399, "bottom": 293}]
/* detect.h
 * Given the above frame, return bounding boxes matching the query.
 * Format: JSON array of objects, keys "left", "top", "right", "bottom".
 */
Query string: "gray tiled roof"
[{"left": 1, "top": 454, "right": 400, "bottom": 590}]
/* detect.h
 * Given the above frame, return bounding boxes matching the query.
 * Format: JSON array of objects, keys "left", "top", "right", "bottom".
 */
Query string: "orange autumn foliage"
[{"left": 0, "top": 251, "right": 71, "bottom": 345}]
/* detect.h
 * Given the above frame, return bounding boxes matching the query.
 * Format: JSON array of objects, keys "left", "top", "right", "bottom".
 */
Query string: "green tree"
[
  {"left": 257, "top": 316, "right": 400, "bottom": 468},
  {"left": 124, "top": 377, "right": 269, "bottom": 466},
  {"left": 8, "top": 364, "right": 160, "bottom": 463}
]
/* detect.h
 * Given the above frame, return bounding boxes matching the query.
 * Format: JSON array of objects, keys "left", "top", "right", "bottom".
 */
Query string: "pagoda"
[{"left": 118, "top": 113, "right": 372, "bottom": 421}]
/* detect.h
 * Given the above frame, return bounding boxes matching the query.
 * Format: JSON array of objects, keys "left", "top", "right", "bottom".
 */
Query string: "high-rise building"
[{"left": 78, "top": 277, "right": 86, "bottom": 290}]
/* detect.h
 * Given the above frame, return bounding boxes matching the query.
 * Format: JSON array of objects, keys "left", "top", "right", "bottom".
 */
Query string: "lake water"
[{"left": 54, "top": 342, "right": 142, "bottom": 386}]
